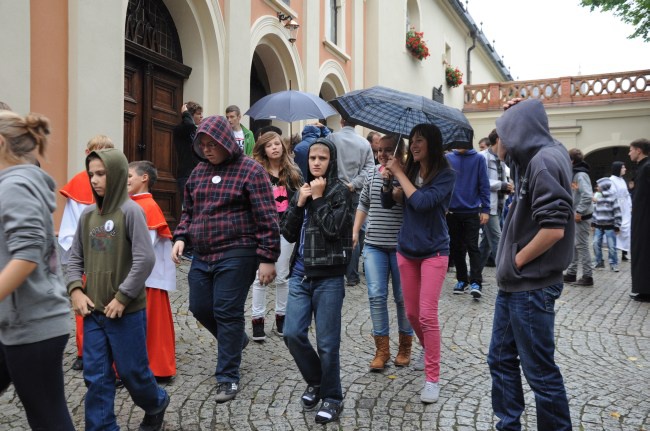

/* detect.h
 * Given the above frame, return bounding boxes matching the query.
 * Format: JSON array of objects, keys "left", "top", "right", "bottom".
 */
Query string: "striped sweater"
[
  {"left": 358, "top": 166, "right": 403, "bottom": 249},
  {"left": 592, "top": 177, "right": 622, "bottom": 230}
]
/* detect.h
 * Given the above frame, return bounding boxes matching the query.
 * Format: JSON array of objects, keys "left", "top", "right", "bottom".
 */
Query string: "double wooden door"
[{"left": 124, "top": 54, "right": 183, "bottom": 229}]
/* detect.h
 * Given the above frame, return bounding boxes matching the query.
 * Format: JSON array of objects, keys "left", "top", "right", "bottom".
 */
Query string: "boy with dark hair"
[
  {"left": 67, "top": 148, "right": 169, "bottom": 431},
  {"left": 128, "top": 160, "right": 177, "bottom": 380},
  {"left": 171, "top": 115, "right": 280, "bottom": 403},
  {"left": 225, "top": 105, "right": 255, "bottom": 156},
  {"left": 281, "top": 138, "right": 353, "bottom": 424},
  {"left": 173, "top": 101, "right": 203, "bottom": 205}
]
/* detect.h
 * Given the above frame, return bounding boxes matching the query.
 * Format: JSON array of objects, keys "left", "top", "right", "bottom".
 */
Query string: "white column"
[
  {"left": 0, "top": 0, "right": 30, "bottom": 113},
  {"left": 224, "top": 0, "right": 252, "bottom": 111},
  {"left": 68, "top": 0, "right": 127, "bottom": 175}
]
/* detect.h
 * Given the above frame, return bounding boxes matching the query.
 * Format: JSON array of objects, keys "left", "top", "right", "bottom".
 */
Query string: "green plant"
[
  {"left": 406, "top": 27, "right": 430, "bottom": 61},
  {"left": 445, "top": 66, "right": 463, "bottom": 87}
]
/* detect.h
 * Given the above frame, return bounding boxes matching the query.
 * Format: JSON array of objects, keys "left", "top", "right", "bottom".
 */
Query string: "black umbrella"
[{"left": 329, "top": 86, "right": 473, "bottom": 147}]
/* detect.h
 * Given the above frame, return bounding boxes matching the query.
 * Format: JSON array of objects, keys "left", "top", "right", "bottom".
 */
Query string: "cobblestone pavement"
[{"left": 1, "top": 258, "right": 648, "bottom": 430}]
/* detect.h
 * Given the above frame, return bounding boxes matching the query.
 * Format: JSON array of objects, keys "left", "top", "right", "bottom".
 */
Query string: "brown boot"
[
  {"left": 394, "top": 333, "right": 413, "bottom": 367},
  {"left": 369, "top": 335, "right": 391, "bottom": 371}
]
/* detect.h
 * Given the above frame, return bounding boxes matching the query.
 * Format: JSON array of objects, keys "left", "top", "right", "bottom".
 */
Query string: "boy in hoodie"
[
  {"left": 171, "top": 115, "right": 280, "bottom": 403},
  {"left": 66, "top": 148, "right": 169, "bottom": 431},
  {"left": 281, "top": 138, "right": 352, "bottom": 424},
  {"left": 293, "top": 122, "right": 331, "bottom": 180},
  {"left": 445, "top": 146, "right": 490, "bottom": 298},
  {"left": 591, "top": 177, "right": 622, "bottom": 272},
  {"left": 487, "top": 99, "right": 573, "bottom": 431},
  {"left": 564, "top": 148, "right": 595, "bottom": 286}
]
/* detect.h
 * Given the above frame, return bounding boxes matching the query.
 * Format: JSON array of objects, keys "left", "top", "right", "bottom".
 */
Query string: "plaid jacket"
[{"left": 173, "top": 116, "right": 280, "bottom": 263}]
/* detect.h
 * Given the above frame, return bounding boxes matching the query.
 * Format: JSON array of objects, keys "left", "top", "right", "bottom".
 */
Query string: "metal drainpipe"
[{"left": 466, "top": 30, "right": 477, "bottom": 85}]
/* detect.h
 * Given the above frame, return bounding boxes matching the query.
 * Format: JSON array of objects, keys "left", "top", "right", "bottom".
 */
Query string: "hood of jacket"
[
  {"left": 597, "top": 177, "right": 615, "bottom": 197},
  {"left": 496, "top": 99, "right": 562, "bottom": 173},
  {"left": 0, "top": 164, "right": 57, "bottom": 213},
  {"left": 192, "top": 115, "right": 242, "bottom": 164},
  {"left": 86, "top": 148, "right": 129, "bottom": 214},
  {"left": 452, "top": 148, "right": 478, "bottom": 157},
  {"left": 307, "top": 137, "right": 339, "bottom": 184},
  {"left": 573, "top": 160, "right": 591, "bottom": 175},
  {"left": 301, "top": 125, "right": 322, "bottom": 142}
]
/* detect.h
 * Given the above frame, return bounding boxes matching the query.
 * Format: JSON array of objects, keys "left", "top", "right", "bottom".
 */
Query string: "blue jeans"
[
  {"left": 283, "top": 275, "right": 345, "bottom": 402},
  {"left": 487, "top": 285, "right": 571, "bottom": 431},
  {"left": 592, "top": 227, "right": 618, "bottom": 266},
  {"left": 363, "top": 244, "right": 413, "bottom": 337},
  {"left": 83, "top": 310, "right": 168, "bottom": 431},
  {"left": 188, "top": 256, "right": 258, "bottom": 383}
]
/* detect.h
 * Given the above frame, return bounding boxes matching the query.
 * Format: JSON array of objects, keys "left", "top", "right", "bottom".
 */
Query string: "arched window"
[
  {"left": 406, "top": 0, "right": 420, "bottom": 32},
  {"left": 325, "top": 0, "right": 341, "bottom": 45}
]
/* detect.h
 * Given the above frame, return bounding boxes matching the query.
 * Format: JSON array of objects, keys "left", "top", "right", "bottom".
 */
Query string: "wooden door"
[{"left": 124, "top": 54, "right": 183, "bottom": 229}]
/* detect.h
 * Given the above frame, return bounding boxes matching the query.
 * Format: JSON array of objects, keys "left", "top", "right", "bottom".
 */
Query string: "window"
[
  {"left": 281, "top": 0, "right": 290, "bottom": 5},
  {"left": 326, "top": 0, "right": 339, "bottom": 45}
]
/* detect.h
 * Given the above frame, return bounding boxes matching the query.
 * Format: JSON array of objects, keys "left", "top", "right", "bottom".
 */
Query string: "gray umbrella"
[
  {"left": 245, "top": 90, "right": 337, "bottom": 123},
  {"left": 329, "top": 86, "right": 474, "bottom": 147}
]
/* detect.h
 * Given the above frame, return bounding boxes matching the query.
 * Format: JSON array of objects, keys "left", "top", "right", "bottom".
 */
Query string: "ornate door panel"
[{"left": 124, "top": 0, "right": 191, "bottom": 229}]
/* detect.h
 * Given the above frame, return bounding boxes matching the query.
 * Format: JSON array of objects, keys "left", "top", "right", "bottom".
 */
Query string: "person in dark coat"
[{"left": 628, "top": 138, "right": 650, "bottom": 302}]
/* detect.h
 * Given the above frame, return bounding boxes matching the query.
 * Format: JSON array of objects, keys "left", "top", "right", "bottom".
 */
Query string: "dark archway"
[
  {"left": 249, "top": 52, "right": 272, "bottom": 137},
  {"left": 585, "top": 146, "right": 632, "bottom": 187}
]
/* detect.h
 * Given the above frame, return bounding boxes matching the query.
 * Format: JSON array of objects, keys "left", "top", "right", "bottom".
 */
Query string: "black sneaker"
[
  {"left": 453, "top": 281, "right": 468, "bottom": 294},
  {"left": 563, "top": 273, "right": 577, "bottom": 283},
  {"left": 594, "top": 262, "right": 605, "bottom": 269},
  {"left": 139, "top": 393, "right": 169, "bottom": 431},
  {"left": 216, "top": 382, "right": 239, "bottom": 403},
  {"left": 300, "top": 385, "right": 321, "bottom": 411},
  {"left": 469, "top": 282, "right": 482, "bottom": 299},
  {"left": 315, "top": 400, "right": 343, "bottom": 424},
  {"left": 275, "top": 314, "right": 285, "bottom": 337},
  {"left": 71, "top": 357, "right": 83, "bottom": 371},
  {"left": 252, "top": 317, "right": 266, "bottom": 342}
]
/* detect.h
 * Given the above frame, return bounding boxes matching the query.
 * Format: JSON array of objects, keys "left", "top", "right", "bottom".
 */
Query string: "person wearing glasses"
[{"left": 171, "top": 115, "right": 280, "bottom": 403}]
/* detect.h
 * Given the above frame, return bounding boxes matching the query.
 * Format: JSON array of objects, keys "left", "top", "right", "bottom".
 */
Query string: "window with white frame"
[{"left": 325, "top": 0, "right": 340, "bottom": 45}]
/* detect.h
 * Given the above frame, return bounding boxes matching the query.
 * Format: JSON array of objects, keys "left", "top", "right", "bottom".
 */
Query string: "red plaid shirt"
[{"left": 173, "top": 116, "right": 280, "bottom": 263}]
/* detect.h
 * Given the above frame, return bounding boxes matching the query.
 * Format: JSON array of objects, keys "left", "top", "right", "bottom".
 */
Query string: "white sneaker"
[
  {"left": 412, "top": 349, "right": 425, "bottom": 371},
  {"left": 420, "top": 381, "right": 439, "bottom": 403}
]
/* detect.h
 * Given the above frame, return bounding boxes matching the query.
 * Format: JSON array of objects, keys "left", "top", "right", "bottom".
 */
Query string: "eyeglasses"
[{"left": 199, "top": 141, "right": 220, "bottom": 150}]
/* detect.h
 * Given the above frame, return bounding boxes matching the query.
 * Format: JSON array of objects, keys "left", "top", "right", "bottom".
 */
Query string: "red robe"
[{"left": 131, "top": 193, "right": 176, "bottom": 378}]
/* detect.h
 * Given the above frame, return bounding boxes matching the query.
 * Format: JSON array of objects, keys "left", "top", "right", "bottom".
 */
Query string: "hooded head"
[
  {"left": 192, "top": 115, "right": 241, "bottom": 165},
  {"left": 306, "top": 137, "right": 338, "bottom": 183},
  {"left": 495, "top": 99, "right": 558, "bottom": 171},
  {"left": 611, "top": 161, "right": 625, "bottom": 177},
  {"left": 596, "top": 177, "right": 614, "bottom": 196},
  {"left": 86, "top": 148, "right": 129, "bottom": 214}
]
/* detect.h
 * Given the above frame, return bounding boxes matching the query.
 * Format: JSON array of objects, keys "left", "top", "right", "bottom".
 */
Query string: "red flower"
[{"left": 406, "top": 28, "right": 430, "bottom": 61}]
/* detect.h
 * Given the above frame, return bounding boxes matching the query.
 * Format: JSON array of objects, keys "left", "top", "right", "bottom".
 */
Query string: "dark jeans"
[
  {"left": 0, "top": 334, "right": 74, "bottom": 430},
  {"left": 487, "top": 285, "right": 572, "bottom": 431},
  {"left": 447, "top": 212, "right": 483, "bottom": 284},
  {"left": 283, "top": 275, "right": 345, "bottom": 402},
  {"left": 188, "top": 256, "right": 258, "bottom": 383},
  {"left": 84, "top": 310, "right": 168, "bottom": 430}
]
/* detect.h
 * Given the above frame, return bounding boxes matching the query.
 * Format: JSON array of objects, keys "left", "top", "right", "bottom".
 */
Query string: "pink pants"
[{"left": 397, "top": 253, "right": 448, "bottom": 382}]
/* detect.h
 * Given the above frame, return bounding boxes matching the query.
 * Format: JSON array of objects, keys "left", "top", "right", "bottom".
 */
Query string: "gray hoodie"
[
  {"left": 495, "top": 99, "right": 575, "bottom": 292},
  {"left": 0, "top": 164, "right": 71, "bottom": 345}
]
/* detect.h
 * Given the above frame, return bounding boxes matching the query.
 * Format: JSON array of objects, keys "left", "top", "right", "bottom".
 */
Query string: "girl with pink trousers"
[{"left": 381, "top": 123, "right": 455, "bottom": 403}]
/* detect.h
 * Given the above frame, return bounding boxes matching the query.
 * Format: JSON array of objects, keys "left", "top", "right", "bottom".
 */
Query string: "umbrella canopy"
[
  {"left": 329, "top": 86, "right": 474, "bottom": 147},
  {"left": 245, "top": 90, "right": 337, "bottom": 123}
]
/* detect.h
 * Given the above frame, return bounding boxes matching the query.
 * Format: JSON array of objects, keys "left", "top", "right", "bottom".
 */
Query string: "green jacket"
[
  {"left": 242, "top": 125, "right": 255, "bottom": 156},
  {"left": 66, "top": 149, "right": 155, "bottom": 314}
]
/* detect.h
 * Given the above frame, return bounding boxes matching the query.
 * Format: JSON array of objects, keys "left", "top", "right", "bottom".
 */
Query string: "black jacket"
[
  {"left": 281, "top": 138, "right": 353, "bottom": 278},
  {"left": 173, "top": 111, "right": 200, "bottom": 178}
]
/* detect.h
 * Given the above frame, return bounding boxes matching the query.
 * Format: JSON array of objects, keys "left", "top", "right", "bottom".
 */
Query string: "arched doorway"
[
  {"left": 585, "top": 146, "right": 632, "bottom": 187},
  {"left": 124, "top": 0, "right": 191, "bottom": 229},
  {"left": 250, "top": 52, "right": 272, "bottom": 137}
]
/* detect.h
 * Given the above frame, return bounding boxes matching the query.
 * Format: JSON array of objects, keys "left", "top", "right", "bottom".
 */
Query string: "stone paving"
[{"left": 1, "top": 258, "right": 648, "bottom": 430}]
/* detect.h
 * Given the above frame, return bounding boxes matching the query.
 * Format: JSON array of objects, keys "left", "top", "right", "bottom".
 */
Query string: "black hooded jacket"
[{"left": 281, "top": 138, "right": 353, "bottom": 278}]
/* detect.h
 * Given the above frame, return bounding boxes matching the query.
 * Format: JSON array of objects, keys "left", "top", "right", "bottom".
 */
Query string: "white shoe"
[
  {"left": 412, "top": 349, "right": 425, "bottom": 371},
  {"left": 420, "top": 381, "right": 439, "bottom": 403}
]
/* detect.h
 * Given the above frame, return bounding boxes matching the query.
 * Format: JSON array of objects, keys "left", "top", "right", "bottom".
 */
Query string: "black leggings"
[{"left": 0, "top": 334, "right": 74, "bottom": 430}]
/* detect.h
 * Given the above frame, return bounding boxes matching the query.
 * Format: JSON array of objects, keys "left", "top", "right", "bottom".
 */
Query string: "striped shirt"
[{"left": 358, "top": 166, "right": 403, "bottom": 249}]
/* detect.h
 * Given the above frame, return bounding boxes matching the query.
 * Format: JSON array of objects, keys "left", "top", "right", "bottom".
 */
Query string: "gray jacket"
[
  {"left": 327, "top": 126, "right": 375, "bottom": 192},
  {"left": 495, "top": 99, "right": 575, "bottom": 292},
  {"left": 0, "top": 165, "right": 71, "bottom": 345}
]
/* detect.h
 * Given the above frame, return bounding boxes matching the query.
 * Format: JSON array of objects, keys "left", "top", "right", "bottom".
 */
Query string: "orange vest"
[
  {"left": 59, "top": 171, "right": 94, "bottom": 205},
  {"left": 131, "top": 193, "right": 172, "bottom": 239}
]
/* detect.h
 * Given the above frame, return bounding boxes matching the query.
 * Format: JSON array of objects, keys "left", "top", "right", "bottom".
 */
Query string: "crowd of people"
[{"left": 0, "top": 97, "right": 648, "bottom": 430}]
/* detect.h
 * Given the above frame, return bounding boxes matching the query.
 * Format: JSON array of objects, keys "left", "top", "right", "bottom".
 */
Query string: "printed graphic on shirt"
[
  {"left": 90, "top": 223, "right": 117, "bottom": 252},
  {"left": 233, "top": 129, "right": 245, "bottom": 151},
  {"left": 273, "top": 185, "right": 289, "bottom": 213}
]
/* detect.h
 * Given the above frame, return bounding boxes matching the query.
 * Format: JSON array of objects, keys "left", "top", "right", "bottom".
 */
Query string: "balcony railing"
[{"left": 463, "top": 70, "right": 650, "bottom": 112}]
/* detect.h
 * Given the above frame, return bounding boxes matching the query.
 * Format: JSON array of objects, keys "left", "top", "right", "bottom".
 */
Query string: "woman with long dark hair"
[{"left": 382, "top": 123, "right": 455, "bottom": 403}]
